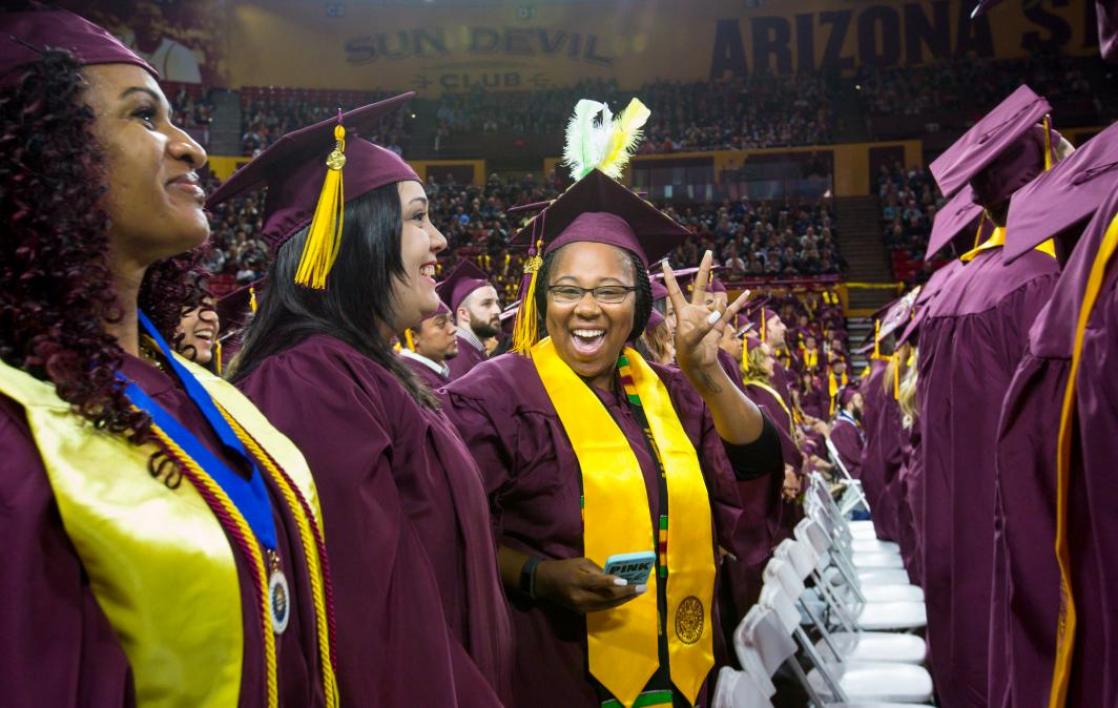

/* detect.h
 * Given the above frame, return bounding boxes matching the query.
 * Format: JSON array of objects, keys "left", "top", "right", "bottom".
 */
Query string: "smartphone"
[{"left": 603, "top": 551, "right": 656, "bottom": 586}]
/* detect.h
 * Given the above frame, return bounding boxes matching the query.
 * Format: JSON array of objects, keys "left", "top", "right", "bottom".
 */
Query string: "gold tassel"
[
  {"left": 892, "top": 352, "right": 901, "bottom": 400},
  {"left": 404, "top": 329, "right": 416, "bottom": 351},
  {"left": 511, "top": 239, "right": 544, "bottom": 354},
  {"left": 872, "top": 319, "right": 881, "bottom": 360},
  {"left": 214, "top": 340, "right": 223, "bottom": 376},
  {"left": 295, "top": 124, "right": 347, "bottom": 289},
  {"left": 741, "top": 331, "right": 749, "bottom": 375},
  {"left": 761, "top": 309, "right": 767, "bottom": 342},
  {"left": 249, "top": 286, "right": 258, "bottom": 313}
]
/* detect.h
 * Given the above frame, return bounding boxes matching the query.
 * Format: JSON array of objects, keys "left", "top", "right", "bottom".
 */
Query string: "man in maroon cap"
[
  {"left": 436, "top": 260, "right": 501, "bottom": 380},
  {"left": 917, "top": 84, "right": 1068, "bottom": 707},
  {"left": 399, "top": 300, "right": 459, "bottom": 389}
]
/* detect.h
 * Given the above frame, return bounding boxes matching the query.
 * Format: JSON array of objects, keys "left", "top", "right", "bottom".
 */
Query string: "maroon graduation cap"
[
  {"left": 925, "top": 186, "right": 988, "bottom": 260},
  {"left": 929, "top": 85, "right": 1052, "bottom": 200},
  {"left": 435, "top": 260, "right": 492, "bottom": 314},
  {"left": 1004, "top": 120, "right": 1118, "bottom": 264},
  {"left": 206, "top": 94, "right": 419, "bottom": 288},
  {"left": 1, "top": 5, "right": 156, "bottom": 85},
  {"left": 513, "top": 169, "right": 689, "bottom": 268}
]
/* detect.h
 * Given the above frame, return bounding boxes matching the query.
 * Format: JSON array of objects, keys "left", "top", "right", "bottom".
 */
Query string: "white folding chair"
[
  {"left": 766, "top": 552, "right": 926, "bottom": 665},
  {"left": 713, "top": 666, "right": 772, "bottom": 708},
  {"left": 757, "top": 582, "right": 934, "bottom": 705}
]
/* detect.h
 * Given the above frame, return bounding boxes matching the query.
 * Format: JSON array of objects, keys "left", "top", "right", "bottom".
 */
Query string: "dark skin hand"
[{"left": 498, "top": 545, "right": 645, "bottom": 614}]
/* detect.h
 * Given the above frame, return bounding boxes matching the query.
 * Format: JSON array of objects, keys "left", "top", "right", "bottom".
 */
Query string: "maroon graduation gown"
[
  {"left": 859, "top": 360, "right": 905, "bottom": 541},
  {"left": 447, "top": 333, "right": 487, "bottom": 381},
  {"left": 0, "top": 356, "right": 329, "bottom": 707},
  {"left": 237, "top": 335, "right": 512, "bottom": 706},
  {"left": 915, "top": 246, "right": 1058, "bottom": 708},
  {"left": 896, "top": 423, "right": 923, "bottom": 585},
  {"left": 441, "top": 353, "right": 781, "bottom": 707},
  {"left": 989, "top": 201, "right": 1118, "bottom": 707},
  {"left": 400, "top": 352, "right": 451, "bottom": 390},
  {"left": 829, "top": 415, "right": 864, "bottom": 479}
]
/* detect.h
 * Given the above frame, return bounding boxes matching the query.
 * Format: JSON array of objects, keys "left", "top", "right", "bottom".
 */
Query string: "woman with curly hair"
[{"left": 0, "top": 7, "right": 337, "bottom": 706}]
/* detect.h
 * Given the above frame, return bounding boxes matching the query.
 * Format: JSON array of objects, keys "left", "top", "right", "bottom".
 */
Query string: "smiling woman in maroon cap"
[
  {"left": 441, "top": 101, "right": 782, "bottom": 708},
  {"left": 217, "top": 97, "right": 511, "bottom": 705},
  {"left": 0, "top": 5, "right": 337, "bottom": 707}
]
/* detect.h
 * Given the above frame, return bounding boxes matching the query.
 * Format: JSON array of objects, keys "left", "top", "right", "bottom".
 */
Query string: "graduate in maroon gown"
[
  {"left": 985, "top": 122, "right": 1118, "bottom": 708},
  {"left": 209, "top": 99, "right": 510, "bottom": 705},
  {"left": 399, "top": 300, "right": 458, "bottom": 390},
  {"left": 857, "top": 290, "right": 919, "bottom": 542},
  {"left": 828, "top": 387, "right": 865, "bottom": 479},
  {"left": 917, "top": 85, "right": 1067, "bottom": 707},
  {"left": 442, "top": 159, "right": 783, "bottom": 707},
  {"left": 0, "top": 8, "right": 336, "bottom": 705},
  {"left": 1001, "top": 187, "right": 1118, "bottom": 708},
  {"left": 438, "top": 261, "right": 501, "bottom": 380}
]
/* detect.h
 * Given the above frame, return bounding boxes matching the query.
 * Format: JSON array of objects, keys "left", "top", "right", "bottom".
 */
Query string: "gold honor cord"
[{"left": 1049, "top": 212, "right": 1118, "bottom": 708}]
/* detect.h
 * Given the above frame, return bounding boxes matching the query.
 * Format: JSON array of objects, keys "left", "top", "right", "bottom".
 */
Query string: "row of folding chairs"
[{"left": 714, "top": 472, "right": 936, "bottom": 706}]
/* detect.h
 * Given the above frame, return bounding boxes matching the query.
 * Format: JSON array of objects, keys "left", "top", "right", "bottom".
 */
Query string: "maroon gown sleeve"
[
  {"left": 237, "top": 344, "right": 500, "bottom": 708},
  {"left": 0, "top": 396, "right": 134, "bottom": 707}
]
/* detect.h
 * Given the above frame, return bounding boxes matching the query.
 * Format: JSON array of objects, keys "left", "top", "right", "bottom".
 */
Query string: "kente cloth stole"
[{"left": 531, "top": 338, "right": 715, "bottom": 707}]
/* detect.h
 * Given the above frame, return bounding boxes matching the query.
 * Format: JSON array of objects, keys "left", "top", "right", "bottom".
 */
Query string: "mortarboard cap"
[
  {"left": 925, "top": 186, "right": 988, "bottom": 260},
  {"left": 645, "top": 308, "right": 665, "bottom": 334},
  {"left": 929, "top": 85, "right": 1052, "bottom": 200},
  {"left": 650, "top": 279, "right": 669, "bottom": 302},
  {"left": 435, "top": 260, "right": 493, "bottom": 314},
  {"left": 878, "top": 286, "right": 921, "bottom": 341},
  {"left": 1004, "top": 120, "right": 1118, "bottom": 264},
  {"left": 513, "top": 170, "right": 688, "bottom": 268},
  {"left": 206, "top": 94, "right": 419, "bottom": 288},
  {"left": 1, "top": 6, "right": 157, "bottom": 85}
]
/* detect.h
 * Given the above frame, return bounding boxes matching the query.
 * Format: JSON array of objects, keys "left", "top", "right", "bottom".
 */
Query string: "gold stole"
[
  {"left": 0, "top": 358, "right": 326, "bottom": 708},
  {"left": 531, "top": 338, "right": 714, "bottom": 707},
  {"left": 1050, "top": 212, "right": 1118, "bottom": 708},
  {"left": 745, "top": 381, "right": 794, "bottom": 437}
]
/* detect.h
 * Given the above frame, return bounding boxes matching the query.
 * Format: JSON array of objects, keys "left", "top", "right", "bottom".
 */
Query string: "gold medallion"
[{"left": 675, "top": 595, "right": 704, "bottom": 645}]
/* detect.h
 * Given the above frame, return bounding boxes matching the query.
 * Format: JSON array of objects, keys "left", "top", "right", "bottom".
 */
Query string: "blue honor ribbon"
[{"left": 121, "top": 312, "right": 278, "bottom": 553}]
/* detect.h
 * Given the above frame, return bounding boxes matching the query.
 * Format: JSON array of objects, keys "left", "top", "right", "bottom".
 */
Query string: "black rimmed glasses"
[{"left": 547, "top": 285, "right": 637, "bottom": 305}]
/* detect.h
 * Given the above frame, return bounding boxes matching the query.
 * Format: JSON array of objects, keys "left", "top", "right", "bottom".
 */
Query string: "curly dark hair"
[{"left": 0, "top": 48, "right": 208, "bottom": 443}]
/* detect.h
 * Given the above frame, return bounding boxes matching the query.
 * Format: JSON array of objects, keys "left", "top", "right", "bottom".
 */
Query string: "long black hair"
[
  {"left": 532, "top": 243, "right": 653, "bottom": 343},
  {"left": 230, "top": 183, "right": 437, "bottom": 408}
]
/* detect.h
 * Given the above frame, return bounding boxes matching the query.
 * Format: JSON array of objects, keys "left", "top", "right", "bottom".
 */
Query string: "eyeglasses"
[{"left": 547, "top": 285, "right": 637, "bottom": 305}]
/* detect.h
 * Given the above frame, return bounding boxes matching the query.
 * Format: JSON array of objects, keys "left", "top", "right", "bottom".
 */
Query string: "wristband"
[{"left": 520, "top": 556, "right": 543, "bottom": 599}]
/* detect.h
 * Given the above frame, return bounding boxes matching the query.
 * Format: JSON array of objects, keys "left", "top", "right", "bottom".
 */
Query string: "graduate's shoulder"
[{"left": 442, "top": 352, "right": 550, "bottom": 413}]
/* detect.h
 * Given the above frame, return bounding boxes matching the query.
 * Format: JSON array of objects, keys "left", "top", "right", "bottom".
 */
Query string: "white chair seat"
[
  {"left": 847, "top": 520, "right": 878, "bottom": 538},
  {"left": 857, "top": 569, "right": 912, "bottom": 585},
  {"left": 855, "top": 601, "right": 927, "bottom": 631},
  {"left": 851, "top": 539, "right": 900, "bottom": 554},
  {"left": 814, "top": 631, "right": 927, "bottom": 664},
  {"left": 856, "top": 584, "right": 924, "bottom": 603},
  {"left": 808, "top": 660, "right": 934, "bottom": 703},
  {"left": 851, "top": 552, "right": 904, "bottom": 570},
  {"left": 713, "top": 666, "right": 771, "bottom": 708}
]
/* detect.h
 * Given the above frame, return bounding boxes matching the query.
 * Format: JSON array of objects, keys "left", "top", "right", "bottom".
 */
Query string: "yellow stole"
[
  {"left": 531, "top": 338, "right": 714, "bottom": 708},
  {"left": 1050, "top": 212, "right": 1118, "bottom": 708},
  {"left": 0, "top": 357, "right": 330, "bottom": 708},
  {"left": 745, "top": 380, "right": 794, "bottom": 437}
]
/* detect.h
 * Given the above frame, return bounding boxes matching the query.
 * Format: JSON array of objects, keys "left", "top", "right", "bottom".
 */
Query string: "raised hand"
[{"left": 661, "top": 250, "right": 751, "bottom": 383}]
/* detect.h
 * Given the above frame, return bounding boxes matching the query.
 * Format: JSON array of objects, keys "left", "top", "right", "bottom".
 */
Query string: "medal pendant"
[{"left": 267, "top": 554, "right": 290, "bottom": 635}]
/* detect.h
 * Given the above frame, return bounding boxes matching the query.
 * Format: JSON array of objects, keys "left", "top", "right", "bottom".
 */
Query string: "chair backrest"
[
  {"left": 764, "top": 554, "right": 807, "bottom": 597},
  {"left": 759, "top": 583, "right": 801, "bottom": 633},
  {"left": 712, "top": 666, "right": 773, "bottom": 708},
  {"left": 730, "top": 609, "right": 779, "bottom": 698},
  {"left": 744, "top": 604, "right": 799, "bottom": 677}
]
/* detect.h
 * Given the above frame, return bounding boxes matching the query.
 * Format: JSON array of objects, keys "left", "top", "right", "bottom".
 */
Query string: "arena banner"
[{"left": 221, "top": 0, "right": 1098, "bottom": 93}]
